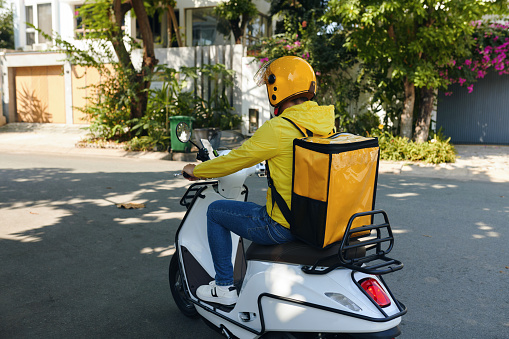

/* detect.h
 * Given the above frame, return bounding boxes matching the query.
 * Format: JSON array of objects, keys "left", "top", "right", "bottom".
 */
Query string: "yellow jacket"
[{"left": 193, "top": 101, "right": 335, "bottom": 228}]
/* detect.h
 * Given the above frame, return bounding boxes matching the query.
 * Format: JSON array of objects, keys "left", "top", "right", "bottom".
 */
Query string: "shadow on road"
[
  {"left": 0, "top": 167, "right": 221, "bottom": 338},
  {"left": 376, "top": 175, "right": 509, "bottom": 338}
]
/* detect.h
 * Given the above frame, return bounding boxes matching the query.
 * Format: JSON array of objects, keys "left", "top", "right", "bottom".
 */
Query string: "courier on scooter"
[
  {"left": 182, "top": 56, "right": 334, "bottom": 306},
  {"left": 172, "top": 56, "right": 406, "bottom": 338}
]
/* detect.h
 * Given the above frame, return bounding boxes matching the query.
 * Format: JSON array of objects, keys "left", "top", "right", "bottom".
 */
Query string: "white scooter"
[{"left": 169, "top": 122, "right": 406, "bottom": 339}]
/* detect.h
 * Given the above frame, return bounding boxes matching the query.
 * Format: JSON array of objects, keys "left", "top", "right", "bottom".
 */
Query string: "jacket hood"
[{"left": 279, "top": 101, "right": 335, "bottom": 136}]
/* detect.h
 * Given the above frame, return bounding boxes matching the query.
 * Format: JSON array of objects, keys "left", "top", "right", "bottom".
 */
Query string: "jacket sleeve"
[{"left": 193, "top": 121, "right": 281, "bottom": 178}]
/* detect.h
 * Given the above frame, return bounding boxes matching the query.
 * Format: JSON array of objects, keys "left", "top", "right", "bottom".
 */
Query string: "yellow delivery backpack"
[{"left": 267, "top": 118, "right": 380, "bottom": 249}]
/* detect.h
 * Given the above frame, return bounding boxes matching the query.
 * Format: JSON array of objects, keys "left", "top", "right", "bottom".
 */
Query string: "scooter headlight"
[{"left": 325, "top": 292, "right": 362, "bottom": 312}]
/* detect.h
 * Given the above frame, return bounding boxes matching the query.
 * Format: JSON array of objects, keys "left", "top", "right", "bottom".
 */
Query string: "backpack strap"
[
  {"left": 265, "top": 116, "right": 311, "bottom": 227},
  {"left": 282, "top": 117, "right": 313, "bottom": 137},
  {"left": 266, "top": 161, "right": 294, "bottom": 226}
]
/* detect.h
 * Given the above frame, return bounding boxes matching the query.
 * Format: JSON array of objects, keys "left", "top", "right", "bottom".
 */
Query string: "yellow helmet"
[{"left": 254, "top": 56, "right": 317, "bottom": 111}]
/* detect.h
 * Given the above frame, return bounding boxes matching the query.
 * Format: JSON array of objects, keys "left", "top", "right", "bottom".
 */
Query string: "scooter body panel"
[
  {"left": 190, "top": 259, "right": 402, "bottom": 338},
  {"left": 178, "top": 187, "right": 244, "bottom": 284},
  {"left": 237, "top": 261, "right": 401, "bottom": 334}
]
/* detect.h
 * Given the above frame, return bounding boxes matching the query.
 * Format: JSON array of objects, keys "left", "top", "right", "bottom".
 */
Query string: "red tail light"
[{"left": 360, "top": 278, "right": 391, "bottom": 308}]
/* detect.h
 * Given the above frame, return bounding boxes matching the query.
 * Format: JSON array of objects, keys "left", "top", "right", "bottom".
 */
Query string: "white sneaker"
[{"left": 196, "top": 281, "right": 238, "bottom": 306}]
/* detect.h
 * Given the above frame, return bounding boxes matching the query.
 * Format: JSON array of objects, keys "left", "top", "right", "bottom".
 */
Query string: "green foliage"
[
  {"left": 74, "top": 0, "right": 131, "bottom": 41},
  {"left": 0, "top": 6, "right": 14, "bottom": 49},
  {"left": 214, "top": 0, "right": 258, "bottom": 43},
  {"left": 269, "top": 0, "right": 328, "bottom": 35},
  {"left": 84, "top": 63, "right": 240, "bottom": 151},
  {"left": 324, "top": 0, "right": 509, "bottom": 141},
  {"left": 249, "top": 15, "right": 379, "bottom": 134},
  {"left": 337, "top": 110, "right": 380, "bottom": 135},
  {"left": 369, "top": 128, "right": 456, "bottom": 164},
  {"left": 214, "top": 0, "right": 257, "bottom": 21},
  {"left": 193, "top": 63, "right": 241, "bottom": 130},
  {"left": 325, "top": 0, "right": 508, "bottom": 90},
  {"left": 441, "top": 21, "right": 509, "bottom": 94}
]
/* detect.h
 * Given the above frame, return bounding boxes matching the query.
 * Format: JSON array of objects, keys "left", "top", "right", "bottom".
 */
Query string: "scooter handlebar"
[{"left": 174, "top": 172, "right": 192, "bottom": 179}]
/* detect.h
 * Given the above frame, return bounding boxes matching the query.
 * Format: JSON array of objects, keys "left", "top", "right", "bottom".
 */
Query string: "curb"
[{"left": 1, "top": 124, "right": 508, "bottom": 182}]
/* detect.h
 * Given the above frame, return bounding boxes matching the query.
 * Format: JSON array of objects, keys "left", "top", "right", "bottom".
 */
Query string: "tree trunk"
[
  {"left": 231, "top": 17, "right": 243, "bottom": 44},
  {"left": 230, "top": 14, "right": 251, "bottom": 44},
  {"left": 400, "top": 77, "right": 415, "bottom": 139},
  {"left": 111, "top": 0, "right": 133, "bottom": 69},
  {"left": 414, "top": 87, "right": 435, "bottom": 143},
  {"left": 167, "top": 5, "right": 182, "bottom": 47},
  {"left": 129, "top": 0, "right": 158, "bottom": 119}
]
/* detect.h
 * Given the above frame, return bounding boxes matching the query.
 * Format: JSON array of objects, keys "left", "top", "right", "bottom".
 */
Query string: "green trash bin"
[{"left": 169, "top": 116, "right": 194, "bottom": 152}]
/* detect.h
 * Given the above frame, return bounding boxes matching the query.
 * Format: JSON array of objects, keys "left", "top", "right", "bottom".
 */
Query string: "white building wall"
[
  {"left": 2, "top": 0, "right": 271, "bottom": 132},
  {"left": 241, "top": 56, "right": 270, "bottom": 134}
]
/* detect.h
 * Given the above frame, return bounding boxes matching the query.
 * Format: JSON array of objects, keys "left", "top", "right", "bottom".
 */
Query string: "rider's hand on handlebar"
[{"left": 182, "top": 164, "right": 200, "bottom": 181}]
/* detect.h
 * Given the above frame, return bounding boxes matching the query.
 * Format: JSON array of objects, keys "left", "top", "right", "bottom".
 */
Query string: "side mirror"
[{"left": 176, "top": 122, "right": 192, "bottom": 143}]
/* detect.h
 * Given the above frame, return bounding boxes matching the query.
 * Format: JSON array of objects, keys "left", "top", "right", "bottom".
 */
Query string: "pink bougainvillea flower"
[
  {"left": 458, "top": 78, "right": 467, "bottom": 86},
  {"left": 294, "top": 41, "right": 302, "bottom": 47},
  {"left": 495, "top": 62, "right": 505, "bottom": 71},
  {"left": 465, "top": 59, "right": 472, "bottom": 66},
  {"left": 260, "top": 57, "right": 269, "bottom": 63},
  {"left": 285, "top": 44, "right": 293, "bottom": 50},
  {"left": 467, "top": 84, "right": 474, "bottom": 93},
  {"left": 477, "top": 70, "right": 486, "bottom": 78},
  {"left": 315, "top": 71, "right": 321, "bottom": 76},
  {"left": 445, "top": 92, "right": 453, "bottom": 96}
]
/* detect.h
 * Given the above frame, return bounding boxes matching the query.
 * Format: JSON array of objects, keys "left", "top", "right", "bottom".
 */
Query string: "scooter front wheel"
[{"left": 169, "top": 253, "right": 198, "bottom": 318}]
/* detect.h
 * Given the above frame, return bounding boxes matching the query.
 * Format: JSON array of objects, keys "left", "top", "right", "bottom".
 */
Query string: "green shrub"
[
  {"left": 369, "top": 128, "right": 456, "bottom": 164},
  {"left": 81, "top": 63, "right": 241, "bottom": 151},
  {"left": 337, "top": 110, "right": 380, "bottom": 135}
]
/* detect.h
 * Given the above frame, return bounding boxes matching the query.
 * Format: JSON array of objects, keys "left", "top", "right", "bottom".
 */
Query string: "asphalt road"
[{"left": 0, "top": 152, "right": 508, "bottom": 338}]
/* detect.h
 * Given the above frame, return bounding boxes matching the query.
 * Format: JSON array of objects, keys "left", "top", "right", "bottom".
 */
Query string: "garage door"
[
  {"left": 437, "top": 72, "right": 509, "bottom": 145},
  {"left": 15, "top": 66, "right": 66, "bottom": 123},
  {"left": 71, "top": 65, "right": 104, "bottom": 124}
]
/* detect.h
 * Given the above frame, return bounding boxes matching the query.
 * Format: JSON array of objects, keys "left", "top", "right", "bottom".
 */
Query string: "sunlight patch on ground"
[
  {"left": 430, "top": 184, "right": 458, "bottom": 189},
  {"left": 399, "top": 182, "right": 427, "bottom": 187},
  {"left": 140, "top": 245, "right": 175, "bottom": 257},
  {"left": 139, "top": 180, "right": 190, "bottom": 190},
  {"left": 386, "top": 192, "right": 419, "bottom": 198},
  {"left": 51, "top": 198, "right": 113, "bottom": 207},
  {"left": 472, "top": 222, "right": 500, "bottom": 239},
  {"left": 0, "top": 206, "right": 71, "bottom": 242},
  {"left": 114, "top": 211, "right": 186, "bottom": 225},
  {"left": 392, "top": 229, "right": 409, "bottom": 234},
  {"left": 399, "top": 182, "right": 458, "bottom": 189}
]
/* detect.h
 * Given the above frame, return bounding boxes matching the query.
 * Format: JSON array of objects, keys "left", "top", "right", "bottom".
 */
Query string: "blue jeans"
[{"left": 207, "top": 200, "right": 295, "bottom": 286}]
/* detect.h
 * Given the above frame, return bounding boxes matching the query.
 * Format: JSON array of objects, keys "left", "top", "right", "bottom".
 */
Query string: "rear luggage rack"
[
  {"left": 179, "top": 181, "right": 217, "bottom": 209},
  {"left": 302, "top": 210, "right": 404, "bottom": 275}
]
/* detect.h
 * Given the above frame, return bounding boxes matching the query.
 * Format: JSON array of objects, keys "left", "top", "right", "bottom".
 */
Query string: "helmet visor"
[{"left": 254, "top": 59, "right": 276, "bottom": 87}]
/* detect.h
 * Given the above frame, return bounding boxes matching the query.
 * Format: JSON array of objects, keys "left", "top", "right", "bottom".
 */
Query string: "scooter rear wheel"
[{"left": 169, "top": 253, "right": 198, "bottom": 318}]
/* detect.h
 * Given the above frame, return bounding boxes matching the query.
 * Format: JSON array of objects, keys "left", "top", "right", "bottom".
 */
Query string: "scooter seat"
[{"left": 245, "top": 240, "right": 365, "bottom": 266}]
